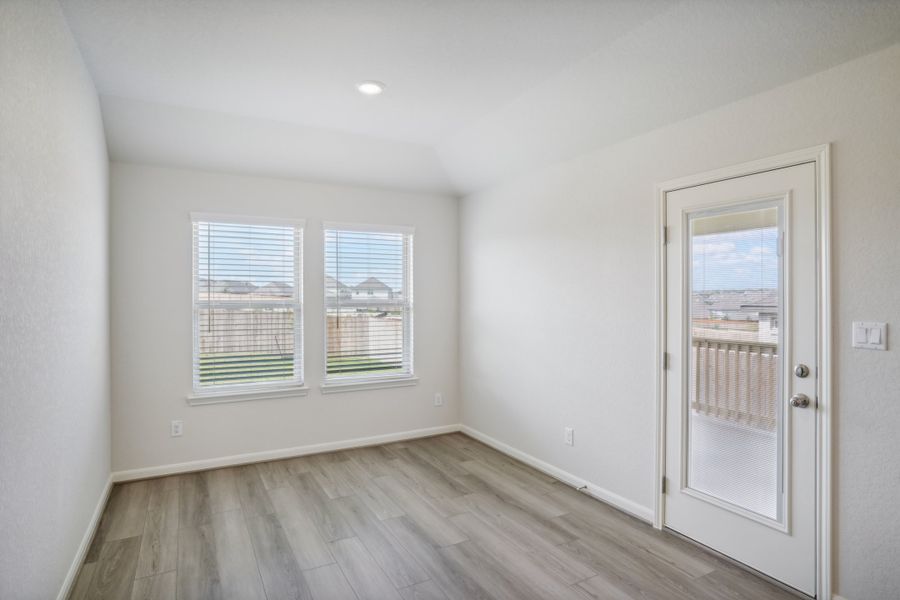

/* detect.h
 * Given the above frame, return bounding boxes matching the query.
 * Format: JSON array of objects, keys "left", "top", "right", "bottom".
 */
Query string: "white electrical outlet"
[
  {"left": 564, "top": 427, "right": 574, "bottom": 446},
  {"left": 171, "top": 420, "right": 183, "bottom": 437},
  {"left": 434, "top": 393, "right": 444, "bottom": 407}
]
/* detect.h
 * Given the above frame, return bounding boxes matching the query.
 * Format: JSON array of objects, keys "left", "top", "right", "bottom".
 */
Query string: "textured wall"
[
  {"left": 460, "top": 44, "right": 900, "bottom": 600},
  {"left": 0, "top": 1, "right": 110, "bottom": 598},
  {"left": 109, "top": 163, "right": 458, "bottom": 473}
]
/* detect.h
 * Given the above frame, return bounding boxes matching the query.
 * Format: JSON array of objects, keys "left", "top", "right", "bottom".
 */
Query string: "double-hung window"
[
  {"left": 191, "top": 214, "right": 304, "bottom": 398},
  {"left": 323, "top": 223, "right": 414, "bottom": 386}
]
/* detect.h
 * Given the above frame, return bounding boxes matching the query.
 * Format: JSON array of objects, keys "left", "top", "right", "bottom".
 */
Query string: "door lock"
[
  {"left": 794, "top": 364, "right": 810, "bottom": 378},
  {"left": 789, "top": 393, "right": 810, "bottom": 408}
]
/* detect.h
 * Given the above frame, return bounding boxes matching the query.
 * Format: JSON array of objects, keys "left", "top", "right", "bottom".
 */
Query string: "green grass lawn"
[
  {"left": 199, "top": 352, "right": 293, "bottom": 385},
  {"left": 199, "top": 352, "right": 402, "bottom": 385},
  {"left": 326, "top": 355, "right": 404, "bottom": 377}
]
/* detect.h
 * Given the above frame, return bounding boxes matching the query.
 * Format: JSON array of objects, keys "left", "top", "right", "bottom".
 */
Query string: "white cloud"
[{"left": 693, "top": 241, "right": 735, "bottom": 255}]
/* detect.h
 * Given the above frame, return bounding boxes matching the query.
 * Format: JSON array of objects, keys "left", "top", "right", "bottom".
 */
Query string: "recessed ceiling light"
[{"left": 357, "top": 80, "right": 385, "bottom": 96}]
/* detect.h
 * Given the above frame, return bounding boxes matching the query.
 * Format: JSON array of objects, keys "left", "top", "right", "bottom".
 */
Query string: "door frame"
[{"left": 653, "top": 145, "right": 831, "bottom": 598}]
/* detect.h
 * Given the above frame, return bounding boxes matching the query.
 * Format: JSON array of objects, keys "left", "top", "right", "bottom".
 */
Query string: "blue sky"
[
  {"left": 692, "top": 226, "right": 778, "bottom": 291},
  {"left": 198, "top": 223, "right": 404, "bottom": 290},
  {"left": 198, "top": 223, "right": 296, "bottom": 286},
  {"left": 324, "top": 231, "right": 404, "bottom": 289}
]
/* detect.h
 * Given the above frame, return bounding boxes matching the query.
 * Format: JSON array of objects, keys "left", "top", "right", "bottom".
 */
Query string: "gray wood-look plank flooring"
[{"left": 70, "top": 433, "right": 799, "bottom": 599}]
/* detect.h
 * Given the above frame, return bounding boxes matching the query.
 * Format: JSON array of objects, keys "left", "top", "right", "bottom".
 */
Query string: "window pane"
[
  {"left": 324, "top": 228, "right": 412, "bottom": 379},
  {"left": 197, "top": 307, "right": 296, "bottom": 386},
  {"left": 687, "top": 204, "right": 782, "bottom": 520},
  {"left": 196, "top": 222, "right": 296, "bottom": 304},
  {"left": 193, "top": 219, "right": 302, "bottom": 390},
  {"left": 327, "top": 306, "right": 407, "bottom": 376}
]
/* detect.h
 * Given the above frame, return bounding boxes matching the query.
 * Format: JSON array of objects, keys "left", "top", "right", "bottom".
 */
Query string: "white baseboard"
[
  {"left": 112, "top": 424, "right": 462, "bottom": 482},
  {"left": 57, "top": 473, "right": 114, "bottom": 600},
  {"left": 459, "top": 425, "right": 654, "bottom": 523}
]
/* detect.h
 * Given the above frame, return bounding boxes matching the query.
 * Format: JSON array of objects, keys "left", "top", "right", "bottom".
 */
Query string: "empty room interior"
[{"left": 3, "top": 1, "right": 900, "bottom": 599}]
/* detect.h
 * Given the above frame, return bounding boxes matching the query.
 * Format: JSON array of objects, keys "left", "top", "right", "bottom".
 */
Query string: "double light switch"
[{"left": 852, "top": 321, "right": 887, "bottom": 350}]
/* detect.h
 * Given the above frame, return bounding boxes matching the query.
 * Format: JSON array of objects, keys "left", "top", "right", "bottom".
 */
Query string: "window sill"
[
  {"left": 187, "top": 385, "right": 309, "bottom": 406},
  {"left": 320, "top": 376, "right": 419, "bottom": 395}
]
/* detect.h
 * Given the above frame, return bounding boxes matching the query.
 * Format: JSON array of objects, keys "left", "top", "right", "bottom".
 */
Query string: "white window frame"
[
  {"left": 321, "top": 222, "right": 417, "bottom": 394},
  {"left": 188, "top": 212, "right": 307, "bottom": 405}
]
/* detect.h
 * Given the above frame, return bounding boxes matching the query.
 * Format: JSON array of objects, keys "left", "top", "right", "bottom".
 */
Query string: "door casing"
[{"left": 654, "top": 145, "right": 831, "bottom": 598}]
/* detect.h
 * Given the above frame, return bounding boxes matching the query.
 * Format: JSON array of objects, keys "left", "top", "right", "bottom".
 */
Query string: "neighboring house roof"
[
  {"left": 692, "top": 289, "right": 777, "bottom": 320},
  {"left": 199, "top": 279, "right": 258, "bottom": 294},
  {"left": 325, "top": 275, "right": 351, "bottom": 290},
  {"left": 221, "top": 280, "right": 257, "bottom": 294},
  {"left": 258, "top": 282, "right": 293, "bottom": 296},
  {"left": 354, "top": 277, "right": 391, "bottom": 291}
]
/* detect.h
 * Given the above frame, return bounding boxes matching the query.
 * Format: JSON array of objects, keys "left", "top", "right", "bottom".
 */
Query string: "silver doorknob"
[{"left": 790, "top": 394, "right": 810, "bottom": 408}]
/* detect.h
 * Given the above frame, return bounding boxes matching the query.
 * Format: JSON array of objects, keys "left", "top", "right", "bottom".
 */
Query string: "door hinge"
[
  {"left": 663, "top": 352, "right": 670, "bottom": 370},
  {"left": 661, "top": 476, "right": 668, "bottom": 494},
  {"left": 663, "top": 226, "right": 670, "bottom": 245}
]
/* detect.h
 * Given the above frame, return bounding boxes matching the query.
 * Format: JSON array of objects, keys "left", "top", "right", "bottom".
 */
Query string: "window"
[
  {"left": 192, "top": 214, "right": 304, "bottom": 396},
  {"left": 324, "top": 223, "right": 413, "bottom": 384}
]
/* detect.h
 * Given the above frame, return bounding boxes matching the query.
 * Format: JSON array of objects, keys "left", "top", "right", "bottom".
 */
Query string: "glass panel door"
[
  {"left": 665, "top": 162, "right": 817, "bottom": 594},
  {"left": 686, "top": 202, "right": 783, "bottom": 522}
]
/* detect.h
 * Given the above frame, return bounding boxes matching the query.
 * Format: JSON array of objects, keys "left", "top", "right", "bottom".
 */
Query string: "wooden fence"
[
  {"left": 326, "top": 314, "right": 403, "bottom": 358},
  {"left": 198, "top": 308, "right": 294, "bottom": 355},
  {"left": 197, "top": 310, "right": 402, "bottom": 361}
]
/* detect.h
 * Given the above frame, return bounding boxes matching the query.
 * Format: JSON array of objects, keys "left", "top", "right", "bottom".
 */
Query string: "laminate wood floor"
[{"left": 70, "top": 433, "right": 800, "bottom": 599}]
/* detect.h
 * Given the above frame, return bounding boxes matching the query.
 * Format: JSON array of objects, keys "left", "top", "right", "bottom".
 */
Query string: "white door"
[{"left": 664, "top": 163, "right": 817, "bottom": 595}]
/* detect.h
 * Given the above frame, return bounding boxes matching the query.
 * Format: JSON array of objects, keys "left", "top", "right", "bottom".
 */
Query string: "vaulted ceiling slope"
[{"left": 60, "top": 0, "right": 900, "bottom": 196}]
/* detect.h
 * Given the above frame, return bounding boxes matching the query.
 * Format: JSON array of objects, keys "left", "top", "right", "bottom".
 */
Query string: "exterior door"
[{"left": 664, "top": 163, "right": 817, "bottom": 595}]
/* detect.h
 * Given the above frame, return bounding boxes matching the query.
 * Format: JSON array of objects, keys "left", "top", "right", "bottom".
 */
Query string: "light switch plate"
[{"left": 852, "top": 321, "right": 887, "bottom": 350}]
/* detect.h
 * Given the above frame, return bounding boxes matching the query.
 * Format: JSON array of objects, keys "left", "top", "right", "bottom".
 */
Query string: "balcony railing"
[{"left": 690, "top": 336, "right": 778, "bottom": 431}]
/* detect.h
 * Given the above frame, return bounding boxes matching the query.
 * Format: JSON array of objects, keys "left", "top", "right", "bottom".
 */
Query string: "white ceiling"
[
  {"left": 61, "top": 0, "right": 665, "bottom": 145},
  {"left": 61, "top": 0, "right": 900, "bottom": 195}
]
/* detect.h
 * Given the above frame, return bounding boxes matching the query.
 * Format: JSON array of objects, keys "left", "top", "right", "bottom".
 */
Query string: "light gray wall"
[
  {"left": 109, "top": 163, "right": 458, "bottom": 473},
  {"left": 0, "top": 1, "right": 110, "bottom": 598},
  {"left": 459, "top": 43, "right": 900, "bottom": 600}
]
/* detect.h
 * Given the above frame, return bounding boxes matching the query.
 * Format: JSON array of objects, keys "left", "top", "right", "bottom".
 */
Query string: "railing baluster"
[
  {"left": 691, "top": 344, "right": 703, "bottom": 410},
  {"left": 705, "top": 339, "right": 712, "bottom": 417},
  {"left": 755, "top": 344, "right": 763, "bottom": 429},
  {"left": 743, "top": 343, "right": 751, "bottom": 425}
]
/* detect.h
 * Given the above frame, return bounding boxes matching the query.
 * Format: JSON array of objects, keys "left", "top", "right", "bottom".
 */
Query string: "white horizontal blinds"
[
  {"left": 324, "top": 226, "right": 413, "bottom": 379},
  {"left": 193, "top": 218, "right": 303, "bottom": 390}
]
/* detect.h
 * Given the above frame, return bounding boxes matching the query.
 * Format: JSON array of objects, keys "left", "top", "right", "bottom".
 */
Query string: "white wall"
[
  {"left": 460, "top": 44, "right": 900, "bottom": 600},
  {"left": 0, "top": 1, "right": 110, "bottom": 598},
  {"left": 109, "top": 163, "right": 458, "bottom": 473}
]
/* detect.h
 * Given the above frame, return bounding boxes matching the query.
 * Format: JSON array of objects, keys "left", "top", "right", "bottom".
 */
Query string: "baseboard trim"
[
  {"left": 459, "top": 425, "right": 654, "bottom": 523},
  {"left": 57, "top": 473, "right": 114, "bottom": 600},
  {"left": 112, "top": 424, "right": 462, "bottom": 482}
]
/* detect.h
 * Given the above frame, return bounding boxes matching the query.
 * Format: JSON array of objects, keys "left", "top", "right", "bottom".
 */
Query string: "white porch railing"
[{"left": 690, "top": 336, "right": 778, "bottom": 431}]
